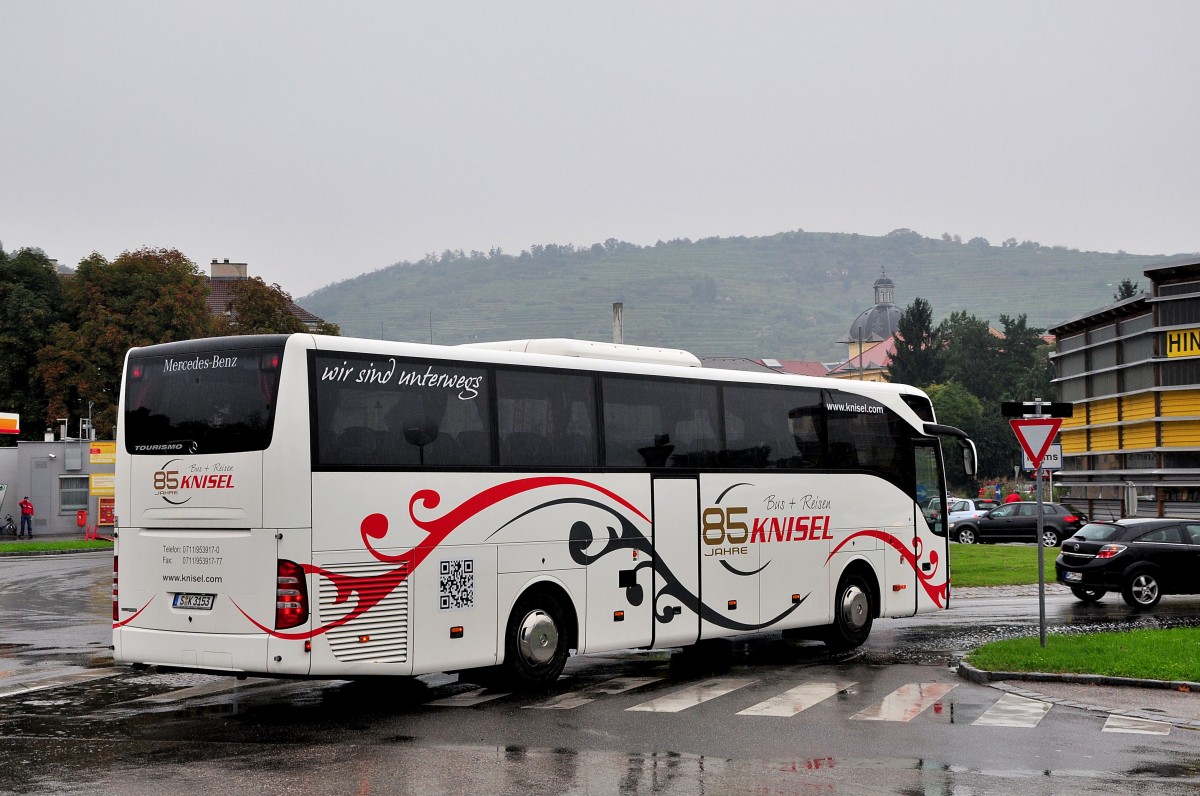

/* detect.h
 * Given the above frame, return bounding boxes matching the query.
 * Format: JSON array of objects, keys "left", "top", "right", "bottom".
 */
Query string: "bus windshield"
[{"left": 123, "top": 339, "right": 286, "bottom": 455}]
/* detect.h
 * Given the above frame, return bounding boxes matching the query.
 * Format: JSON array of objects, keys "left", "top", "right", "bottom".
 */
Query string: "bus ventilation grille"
[{"left": 318, "top": 561, "right": 409, "bottom": 664}]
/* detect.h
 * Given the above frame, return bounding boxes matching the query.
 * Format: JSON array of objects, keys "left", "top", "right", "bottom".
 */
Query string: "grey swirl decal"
[{"left": 493, "top": 497, "right": 806, "bottom": 632}]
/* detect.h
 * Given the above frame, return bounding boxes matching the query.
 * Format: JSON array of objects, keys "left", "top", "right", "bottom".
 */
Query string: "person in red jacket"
[
  {"left": 18, "top": 496, "right": 34, "bottom": 538},
  {"left": 1003, "top": 490, "right": 1023, "bottom": 504}
]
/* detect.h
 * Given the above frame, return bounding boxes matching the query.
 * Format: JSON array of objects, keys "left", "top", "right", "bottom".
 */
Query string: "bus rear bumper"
[{"left": 114, "top": 627, "right": 280, "bottom": 675}]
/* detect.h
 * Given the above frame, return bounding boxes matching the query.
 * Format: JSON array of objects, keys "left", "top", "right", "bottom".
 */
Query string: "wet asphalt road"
[{"left": 2, "top": 554, "right": 1199, "bottom": 795}]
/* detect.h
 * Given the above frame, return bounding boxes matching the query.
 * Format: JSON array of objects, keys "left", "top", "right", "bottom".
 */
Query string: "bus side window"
[
  {"left": 496, "top": 368, "right": 597, "bottom": 468},
  {"left": 338, "top": 426, "right": 380, "bottom": 465},
  {"left": 723, "top": 384, "right": 825, "bottom": 469},
  {"left": 502, "top": 432, "right": 550, "bottom": 466},
  {"left": 603, "top": 377, "right": 658, "bottom": 468},
  {"left": 454, "top": 430, "right": 490, "bottom": 466}
]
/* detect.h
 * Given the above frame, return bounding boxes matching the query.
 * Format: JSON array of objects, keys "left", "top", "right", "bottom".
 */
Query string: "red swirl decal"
[
  {"left": 112, "top": 597, "right": 153, "bottom": 629},
  {"left": 826, "top": 529, "right": 946, "bottom": 608},
  {"left": 239, "top": 477, "right": 648, "bottom": 640}
]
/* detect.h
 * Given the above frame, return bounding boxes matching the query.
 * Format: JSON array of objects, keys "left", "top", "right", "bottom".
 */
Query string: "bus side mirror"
[{"left": 961, "top": 440, "right": 978, "bottom": 477}]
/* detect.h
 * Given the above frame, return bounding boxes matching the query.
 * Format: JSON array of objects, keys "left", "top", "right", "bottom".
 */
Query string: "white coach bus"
[{"left": 112, "top": 334, "right": 976, "bottom": 688}]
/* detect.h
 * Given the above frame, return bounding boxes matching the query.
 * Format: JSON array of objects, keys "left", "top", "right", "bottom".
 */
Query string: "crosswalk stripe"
[
  {"left": 972, "top": 693, "right": 1052, "bottom": 727},
  {"left": 1103, "top": 714, "right": 1171, "bottom": 735},
  {"left": 736, "top": 681, "right": 858, "bottom": 717},
  {"left": 851, "top": 682, "right": 958, "bottom": 722},
  {"left": 525, "top": 676, "right": 663, "bottom": 710},
  {"left": 626, "top": 677, "right": 756, "bottom": 713},
  {"left": 0, "top": 668, "right": 123, "bottom": 699},
  {"left": 427, "top": 687, "right": 511, "bottom": 707},
  {"left": 134, "top": 677, "right": 273, "bottom": 703}
]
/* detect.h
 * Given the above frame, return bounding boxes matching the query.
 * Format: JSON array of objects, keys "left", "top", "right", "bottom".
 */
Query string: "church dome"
[
  {"left": 839, "top": 268, "right": 900, "bottom": 343},
  {"left": 846, "top": 302, "right": 902, "bottom": 343}
]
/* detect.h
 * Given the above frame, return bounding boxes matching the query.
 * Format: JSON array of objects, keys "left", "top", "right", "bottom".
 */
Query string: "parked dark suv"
[
  {"left": 1055, "top": 518, "right": 1200, "bottom": 609},
  {"left": 948, "top": 501, "right": 1087, "bottom": 547}
]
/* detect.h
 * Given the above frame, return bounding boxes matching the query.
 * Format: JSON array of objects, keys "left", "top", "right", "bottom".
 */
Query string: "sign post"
[{"left": 1004, "top": 400, "right": 1070, "bottom": 648}]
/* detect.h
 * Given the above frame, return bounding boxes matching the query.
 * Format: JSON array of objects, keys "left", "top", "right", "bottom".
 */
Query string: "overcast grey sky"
[{"left": 4, "top": 2, "right": 1198, "bottom": 299}]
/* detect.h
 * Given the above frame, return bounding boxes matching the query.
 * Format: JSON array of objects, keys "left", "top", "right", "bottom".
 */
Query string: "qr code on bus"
[{"left": 439, "top": 559, "right": 475, "bottom": 610}]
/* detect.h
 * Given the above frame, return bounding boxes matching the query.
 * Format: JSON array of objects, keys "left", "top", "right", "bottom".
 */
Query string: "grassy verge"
[
  {"left": 966, "top": 627, "right": 1200, "bottom": 682},
  {"left": 950, "top": 543, "right": 1042, "bottom": 587},
  {"left": 952, "top": 544, "right": 1200, "bottom": 682},
  {"left": 0, "top": 539, "right": 113, "bottom": 554}
]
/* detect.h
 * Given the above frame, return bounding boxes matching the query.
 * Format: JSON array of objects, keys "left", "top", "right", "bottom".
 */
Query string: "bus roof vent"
[{"left": 461, "top": 338, "right": 702, "bottom": 368}]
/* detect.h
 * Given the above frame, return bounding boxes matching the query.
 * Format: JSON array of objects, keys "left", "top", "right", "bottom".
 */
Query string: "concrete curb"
[
  {"left": 0, "top": 547, "right": 111, "bottom": 558},
  {"left": 958, "top": 659, "right": 1200, "bottom": 692},
  {"left": 957, "top": 660, "right": 1200, "bottom": 730}
]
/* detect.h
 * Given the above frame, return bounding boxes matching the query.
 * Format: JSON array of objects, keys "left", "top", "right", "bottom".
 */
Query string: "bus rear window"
[{"left": 124, "top": 344, "right": 285, "bottom": 455}]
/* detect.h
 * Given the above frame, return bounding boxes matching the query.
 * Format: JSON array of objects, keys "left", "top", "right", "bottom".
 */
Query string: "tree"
[
  {"left": 0, "top": 246, "right": 65, "bottom": 441},
  {"left": 939, "top": 311, "right": 1000, "bottom": 402},
  {"left": 993, "top": 314, "right": 1046, "bottom": 402},
  {"left": 925, "top": 381, "right": 1015, "bottom": 484},
  {"left": 214, "top": 277, "right": 309, "bottom": 335},
  {"left": 887, "top": 297, "right": 944, "bottom": 387},
  {"left": 925, "top": 382, "right": 982, "bottom": 489},
  {"left": 1113, "top": 279, "right": 1139, "bottom": 300},
  {"left": 35, "top": 248, "right": 216, "bottom": 438}
]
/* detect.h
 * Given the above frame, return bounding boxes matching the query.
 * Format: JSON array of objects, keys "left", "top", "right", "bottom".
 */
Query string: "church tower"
[{"left": 839, "top": 268, "right": 901, "bottom": 361}]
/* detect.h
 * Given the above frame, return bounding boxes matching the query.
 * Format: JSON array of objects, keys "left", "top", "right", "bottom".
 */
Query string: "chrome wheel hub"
[
  {"left": 517, "top": 609, "right": 559, "bottom": 665},
  {"left": 839, "top": 585, "right": 869, "bottom": 630}
]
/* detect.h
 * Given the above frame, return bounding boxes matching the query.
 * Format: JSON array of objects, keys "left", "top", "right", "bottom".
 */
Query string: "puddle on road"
[{"left": 10, "top": 743, "right": 1198, "bottom": 796}]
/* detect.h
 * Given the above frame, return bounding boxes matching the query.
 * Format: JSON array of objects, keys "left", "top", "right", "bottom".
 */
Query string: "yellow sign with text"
[
  {"left": 90, "top": 473, "right": 116, "bottom": 497},
  {"left": 1166, "top": 328, "right": 1200, "bottom": 358},
  {"left": 90, "top": 441, "right": 116, "bottom": 464}
]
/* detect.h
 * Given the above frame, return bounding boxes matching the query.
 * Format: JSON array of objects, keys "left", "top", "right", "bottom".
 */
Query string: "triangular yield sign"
[{"left": 1009, "top": 418, "right": 1063, "bottom": 469}]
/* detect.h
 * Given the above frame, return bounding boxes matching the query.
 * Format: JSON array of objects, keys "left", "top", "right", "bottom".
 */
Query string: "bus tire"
[
  {"left": 823, "top": 571, "right": 874, "bottom": 651},
  {"left": 501, "top": 591, "right": 570, "bottom": 688}
]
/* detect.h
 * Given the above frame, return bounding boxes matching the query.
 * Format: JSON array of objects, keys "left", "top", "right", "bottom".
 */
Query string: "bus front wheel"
[
  {"left": 823, "top": 572, "right": 874, "bottom": 651},
  {"left": 501, "top": 591, "right": 570, "bottom": 688}
]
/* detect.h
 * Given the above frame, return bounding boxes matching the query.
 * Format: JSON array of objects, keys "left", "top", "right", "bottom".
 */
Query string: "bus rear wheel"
[
  {"left": 501, "top": 591, "right": 570, "bottom": 688},
  {"left": 823, "top": 572, "right": 874, "bottom": 651}
]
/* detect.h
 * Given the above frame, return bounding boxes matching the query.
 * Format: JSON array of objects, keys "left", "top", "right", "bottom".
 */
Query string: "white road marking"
[
  {"left": 0, "top": 668, "right": 123, "bottom": 699},
  {"left": 851, "top": 682, "right": 958, "bottom": 722},
  {"left": 736, "top": 681, "right": 858, "bottom": 717},
  {"left": 525, "top": 676, "right": 663, "bottom": 709},
  {"left": 972, "top": 693, "right": 1052, "bottom": 727},
  {"left": 133, "top": 677, "right": 274, "bottom": 703},
  {"left": 427, "top": 687, "right": 511, "bottom": 707},
  {"left": 1103, "top": 714, "right": 1171, "bottom": 735},
  {"left": 626, "top": 677, "right": 756, "bottom": 713}
]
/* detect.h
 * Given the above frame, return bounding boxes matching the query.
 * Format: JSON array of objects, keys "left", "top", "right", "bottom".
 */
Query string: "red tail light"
[
  {"left": 1096, "top": 544, "right": 1127, "bottom": 559},
  {"left": 112, "top": 555, "right": 119, "bottom": 622},
  {"left": 276, "top": 559, "right": 309, "bottom": 630},
  {"left": 1063, "top": 515, "right": 1079, "bottom": 523}
]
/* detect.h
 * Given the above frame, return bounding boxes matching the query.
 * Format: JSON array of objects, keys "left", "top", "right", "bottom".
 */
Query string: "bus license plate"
[
  {"left": 1064, "top": 571, "right": 1083, "bottom": 582},
  {"left": 173, "top": 593, "right": 215, "bottom": 610}
]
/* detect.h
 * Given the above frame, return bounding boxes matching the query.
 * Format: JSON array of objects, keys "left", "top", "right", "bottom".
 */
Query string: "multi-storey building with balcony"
[{"left": 1049, "top": 256, "right": 1200, "bottom": 518}]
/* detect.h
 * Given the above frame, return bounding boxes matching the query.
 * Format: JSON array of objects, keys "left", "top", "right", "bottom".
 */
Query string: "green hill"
[{"left": 300, "top": 229, "right": 1176, "bottom": 361}]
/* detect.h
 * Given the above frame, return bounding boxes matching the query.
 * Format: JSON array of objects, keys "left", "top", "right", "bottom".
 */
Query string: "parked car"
[
  {"left": 1055, "top": 518, "right": 1200, "bottom": 609},
  {"left": 946, "top": 498, "right": 1000, "bottom": 524},
  {"left": 948, "top": 501, "right": 1087, "bottom": 547},
  {"left": 921, "top": 495, "right": 961, "bottom": 528}
]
